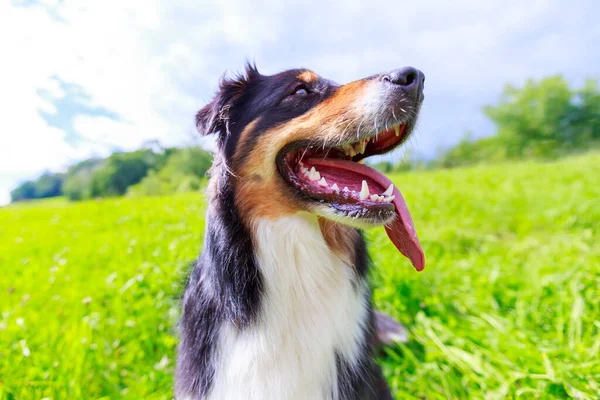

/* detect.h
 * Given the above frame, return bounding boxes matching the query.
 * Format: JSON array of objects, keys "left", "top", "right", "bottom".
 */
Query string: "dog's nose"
[{"left": 381, "top": 67, "right": 425, "bottom": 100}]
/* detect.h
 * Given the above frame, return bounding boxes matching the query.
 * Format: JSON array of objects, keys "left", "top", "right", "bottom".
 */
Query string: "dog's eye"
[{"left": 292, "top": 86, "right": 309, "bottom": 96}]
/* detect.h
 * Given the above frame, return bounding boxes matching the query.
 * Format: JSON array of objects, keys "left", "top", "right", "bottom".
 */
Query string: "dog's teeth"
[
  {"left": 331, "top": 183, "right": 339, "bottom": 192},
  {"left": 343, "top": 144, "right": 355, "bottom": 156},
  {"left": 308, "top": 167, "right": 321, "bottom": 181},
  {"left": 360, "top": 180, "right": 370, "bottom": 200},
  {"left": 394, "top": 124, "right": 400, "bottom": 136},
  {"left": 383, "top": 195, "right": 395, "bottom": 202},
  {"left": 343, "top": 186, "right": 350, "bottom": 192},
  {"left": 355, "top": 141, "right": 366, "bottom": 155},
  {"left": 382, "top": 184, "right": 394, "bottom": 197},
  {"left": 318, "top": 177, "right": 328, "bottom": 187},
  {"left": 370, "top": 194, "right": 379, "bottom": 202},
  {"left": 354, "top": 142, "right": 363, "bottom": 155}
]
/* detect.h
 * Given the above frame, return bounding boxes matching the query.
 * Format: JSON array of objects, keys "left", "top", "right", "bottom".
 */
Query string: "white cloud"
[{"left": 0, "top": 0, "right": 598, "bottom": 205}]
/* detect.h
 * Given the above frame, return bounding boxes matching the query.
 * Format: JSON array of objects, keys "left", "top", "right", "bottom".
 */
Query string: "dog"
[{"left": 176, "top": 63, "right": 425, "bottom": 400}]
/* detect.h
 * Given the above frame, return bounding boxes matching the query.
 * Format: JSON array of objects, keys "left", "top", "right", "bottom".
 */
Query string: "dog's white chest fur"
[{"left": 206, "top": 215, "right": 368, "bottom": 400}]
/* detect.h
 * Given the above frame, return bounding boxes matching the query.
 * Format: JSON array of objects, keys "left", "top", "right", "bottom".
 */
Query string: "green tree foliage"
[
  {"left": 484, "top": 75, "right": 574, "bottom": 158},
  {"left": 437, "top": 76, "right": 600, "bottom": 168},
  {"left": 127, "top": 147, "right": 213, "bottom": 197},
  {"left": 62, "top": 158, "right": 103, "bottom": 201},
  {"left": 10, "top": 172, "right": 64, "bottom": 202},
  {"left": 87, "top": 149, "right": 164, "bottom": 198}
]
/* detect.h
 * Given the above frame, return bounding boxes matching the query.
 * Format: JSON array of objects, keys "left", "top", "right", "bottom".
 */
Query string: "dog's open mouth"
[{"left": 277, "top": 121, "right": 425, "bottom": 271}]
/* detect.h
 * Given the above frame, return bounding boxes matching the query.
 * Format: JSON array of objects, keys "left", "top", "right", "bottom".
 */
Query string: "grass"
[{"left": 1, "top": 153, "right": 599, "bottom": 399}]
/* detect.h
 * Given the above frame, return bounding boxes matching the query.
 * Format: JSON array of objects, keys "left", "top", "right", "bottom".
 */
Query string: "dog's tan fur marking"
[
  {"left": 297, "top": 70, "right": 319, "bottom": 84},
  {"left": 233, "top": 79, "right": 372, "bottom": 224},
  {"left": 318, "top": 217, "right": 361, "bottom": 264}
]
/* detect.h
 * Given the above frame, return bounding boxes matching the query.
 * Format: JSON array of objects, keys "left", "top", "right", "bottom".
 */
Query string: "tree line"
[
  {"left": 10, "top": 146, "right": 213, "bottom": 202},
  {"left": 10, "top": 75, "right": 600, "bottom": 203}
]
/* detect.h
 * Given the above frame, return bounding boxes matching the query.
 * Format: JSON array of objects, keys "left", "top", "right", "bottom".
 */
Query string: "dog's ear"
[
  {"left": 196, "top": 62, "right": 261, "bottom": 138},
  {"left": 195, "top": 99, "right": 222, "bottom": 136}
]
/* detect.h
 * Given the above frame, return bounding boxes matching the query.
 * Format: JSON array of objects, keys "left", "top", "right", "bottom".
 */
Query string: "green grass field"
[{"left": 1, "top": 153, "right": 599, "bottom": 399}]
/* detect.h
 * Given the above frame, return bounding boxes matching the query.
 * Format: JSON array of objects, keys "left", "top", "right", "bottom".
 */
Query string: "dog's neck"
[{"left": 205, "top": 213, "right": 370, "bottom": 400}]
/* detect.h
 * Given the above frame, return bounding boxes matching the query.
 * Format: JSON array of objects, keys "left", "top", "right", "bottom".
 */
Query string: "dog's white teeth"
[
  {"left": 370, "top": 194, "right": 379, "bottom": 202},
  {"left": 382, "top": 184, "right": 394, "bottom": 197},
  {"left": 359, "top": 140, "right": 368, "bottom": 154},
  {"left": 360, "top": 180, "right": 370, "bottom": 200},
  {"left": 354, "top": 142, "right": 361, "bottom": 155},
  {"left": 394, "top": 124, "right": 400, "bottom": 137},
  {"left": 318, "top": 177, "right": 328, "bottom": 187},
  {"left": 331, "top": 183, "right": 340, "bottom": 192},
  {"left": 383, "top": 195, "right": 395, "bottom": 202},
  {"left": 308, "top": 167, "right": 321, "bottom": 181},
  {"left": 342, "top": 144, "right": 353, "bottom": 157},
  {"left": 343, "top": 140, "right": 369, "bottom": 156},
  {"left": 343, "top": 186, "right": 350, "bottom": 192}
]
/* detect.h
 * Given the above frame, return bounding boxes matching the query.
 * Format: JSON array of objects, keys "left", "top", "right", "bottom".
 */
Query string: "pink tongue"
[{"left": 307, "top": 158, "right": 425, "bottom": 271}]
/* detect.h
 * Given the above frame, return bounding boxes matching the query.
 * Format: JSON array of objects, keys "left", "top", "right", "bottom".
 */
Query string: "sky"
[{"left": 1, "top": 0, "right": 599, "bottom": 205}]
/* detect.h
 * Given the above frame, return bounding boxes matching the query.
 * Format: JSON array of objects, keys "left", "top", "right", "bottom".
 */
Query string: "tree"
[
  {"left": 127, "top": 147, "right": 213, "bottom": 197},
  {"left": 483, "top": 75, "right": 599, "bottom": 159},
  {"left": 62, "top": 158, "right": 103, "bottom": 201},
  {"left": 10, "top": 181, "right": 37, "bottom": 202},
  {"left": 10, "top": 172, "right": 64, "bottom": 202},
  {"left": 88, "top": 149, "right": 164, "bottom": 198}
]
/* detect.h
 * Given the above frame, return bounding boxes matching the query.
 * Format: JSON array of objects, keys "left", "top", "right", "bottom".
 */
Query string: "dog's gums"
[{"left": 277, "top": 120, "right": 425, "bottom": 271}]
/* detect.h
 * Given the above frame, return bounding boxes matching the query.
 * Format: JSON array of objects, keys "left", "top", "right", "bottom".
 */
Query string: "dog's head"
[{"left": 198, "top": 63, "right": 425, "bottom": 271}]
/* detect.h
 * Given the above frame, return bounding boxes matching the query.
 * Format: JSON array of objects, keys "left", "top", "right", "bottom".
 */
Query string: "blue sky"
[{"left": 1, "top": 0, "right": 598, "bottom": 205}]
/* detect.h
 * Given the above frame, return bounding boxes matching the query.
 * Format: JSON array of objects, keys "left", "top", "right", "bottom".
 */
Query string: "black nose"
[{"left": 381, "top": 67, "right": 425, "bottom": 99}]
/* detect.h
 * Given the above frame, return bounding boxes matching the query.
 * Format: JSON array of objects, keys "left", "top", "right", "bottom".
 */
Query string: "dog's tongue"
[
  {"left": 384, "top": 184, "right": 425, "bottom": 271},
  {"left": 307, "top": 158, "right": 425, "bottom": 271}
]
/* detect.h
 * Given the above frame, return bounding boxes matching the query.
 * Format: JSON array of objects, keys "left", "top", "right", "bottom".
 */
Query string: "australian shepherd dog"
[{"left": 176, "top": 63, "right": 426, "bottom": 400}]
